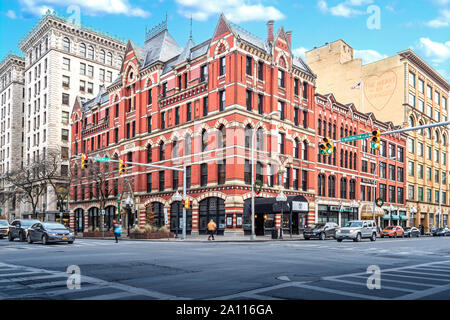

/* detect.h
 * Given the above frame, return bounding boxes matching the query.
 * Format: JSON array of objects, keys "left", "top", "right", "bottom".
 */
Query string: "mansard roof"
[{"left": 82, "top": 85, "right": 108, "bottom": 112}]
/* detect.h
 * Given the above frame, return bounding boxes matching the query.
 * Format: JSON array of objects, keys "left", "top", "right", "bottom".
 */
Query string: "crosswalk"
[
  {"left": 211, "top": 260, "right": 450, "bottom": 300},
  {"left": 1, "top": 240, "right": 132, "bottom": 251},
  {"left": 0, "top": 262, "right": 184, "bottom": 300}
]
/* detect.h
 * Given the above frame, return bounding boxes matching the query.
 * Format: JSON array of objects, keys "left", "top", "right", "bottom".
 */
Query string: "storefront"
[
  {"left": 199, "top": 197, "right": 225, "bottom": 235},
  {"left": 170, "top": 201, "right": 192, "bottom": 235},
  {"left": 318, "top": 205, "right": 358, "bottom": 226},
  {"left": 360, "top": 204, "right": 385, "bottom": 226}
]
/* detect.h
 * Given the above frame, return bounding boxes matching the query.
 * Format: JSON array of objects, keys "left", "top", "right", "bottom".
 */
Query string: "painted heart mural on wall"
[{"left": 363, "top": 70, "right": 398, "bottom": 112}]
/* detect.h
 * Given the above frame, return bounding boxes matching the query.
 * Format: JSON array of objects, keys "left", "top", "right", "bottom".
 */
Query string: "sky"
[{"left": 1, "top": 0, "right": 449, "bottom": 81}]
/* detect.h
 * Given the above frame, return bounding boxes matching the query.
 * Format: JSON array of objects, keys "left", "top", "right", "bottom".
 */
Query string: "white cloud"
[
  {"left": 19, "top": 0, "right": 150, "bottom": 18},
  {"left": 293, "top": 47, "right": 308, "bottom": 59},
  {"left": 175, "top": 0, "right": 285, "bottom": 23},
  {"left": 426, "top": 9, "right": 450, "bottom": 28},
  {"left": 317, "top": 0, "right": 373, "bottom": 17},
  {"left": 354, "top": 49, "right": 388, "bottom": 64},
  {"left": 6, "top": 10, "right": 18, "bottom": 19},
  {"left": 416, "top": 37, "right": 450, "bottom": 64}
]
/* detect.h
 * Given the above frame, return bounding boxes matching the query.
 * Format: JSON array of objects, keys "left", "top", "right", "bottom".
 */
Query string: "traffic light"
[
  {"left": 371, "top": 130, "right": 381, "bottom": 149},
  {"left": 119, "top": 159, "right": 125, "bottom": 174},
  {"left": 81, "top": 154, "right": 88, "bottom": 170},
  {"left": 319, "top": 137, "right": 334, "bottom": 156},
  {"left": 182, "top": 199, "right": 190, "bottom": 210}
]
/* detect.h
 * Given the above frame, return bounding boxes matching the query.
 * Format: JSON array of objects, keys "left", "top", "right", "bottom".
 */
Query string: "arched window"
[
  {"left": 294, "top": 138, "right": 300, "bottom": 158},
  {"left": 172, "top": 139, "right": 178, "bottom": 158},
  {"left": 408, "top": 116, "right": 415, "bottom": 127},
  {"left": 147, "top": 145, "right": 152, "bottom": 163},
  {"left": 318, "top": 174, "right": 326, "bottom": 196},
  {"left": 74, "top": 208, "right": 84, "bottom": 233},
  {"left": 151, "top": 202, "right": 166, "bottom": 228},
  {"left": 88, "top": 45, "right": 94, "bottom": 59},
  {"left": 419, "top": 121, "right": 424, "bottom": 135},
  {"left": 435, "top": 130, "right": 440, "bottom": 143},
  {"left": 88, "top": 207, "right": 99, "bottom": 230},
  {"left": 99, "top": 49, "right": 105, "bottom": 63},
  {"left": 245, "top": 125, "right": 252, "bottom": 149},
  {"left": 218, "top": 125, "right": 226, "bottom": 148},
  {"left": 349, "top": 151, "right": 353, "bottom": 169},
  {"left": 63, "top": 37, "right": 70, "bottom": 52},
  {"left": 106, "top": 52, "right": 113, "bottom": 65},
  {"left": 201, "top": 129, "right": 208, "bottom": 152},
  {"left": 80, "top": 43, "right": 86, "bottom": 57},
  {"left": 159, "top": 141, "right": 165, "bottom": 160},
  {"left": 340, "top": 178, "right": 347, "bottom": 199},
  {"left": 344, "top": 150, "right": 348, "bottom": 168},
  {"left": 302, "top": 141, "right": 308, "bottom": 160},
  {"left": 256, "top": 162, "right": 263, "bottom": 183},
  {"left": 328, "top": 176, "right": 336, "bottom": 197},
  {"left": 318, "top": 118, "right": 322, "bottom": 136},
  {"left": 256, "top": 128, "right": 264, "bottom": 151},
  {"left": 199, "top": 197, "right": 225, "bottom": 235},
  {"left": 349, "top": 180, "right": 356, "bottom": 199},
  {"left": 426, "top": 128, "right": 431, "bottom": 139},
  {"left": 443, "top": 134, "right": 447, "bottom": 146},
  {"left": 185, "top": 134, "right": 191, "bottom": 155},
  {"left": 104, "top": 206, "right": 117, "bottom": 231}
]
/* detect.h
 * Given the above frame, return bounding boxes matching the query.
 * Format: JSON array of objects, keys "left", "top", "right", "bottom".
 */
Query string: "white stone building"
[
  {"left": 17, "top": 12, "right": 126, "bottom": 220},
  {"left": 0, "top": 54, "right": 25, "bottom": 220}
]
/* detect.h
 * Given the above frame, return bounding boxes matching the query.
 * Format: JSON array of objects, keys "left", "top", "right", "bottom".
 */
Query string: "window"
[
  {"left": 87, "top": 65, "right": 94, "bottom": 77},
  {"left": 63, "top": 37, "right": 70, "bottom": 52},
  {"left": 146, "top": 173, "right": 152, "bottom": 192},
  {"left": 159, "top": 142, "right": 165, "bottom": 161},
  {"left": 147, "top": 145, "right": 152, "bottom": 163},
  {"left": 362, "top": 160, "right": 368, "bottom": 172},
  {"left": 419, "top": 79, "right": 424, "bottom": 93},
  {"left": 408, "top": 185, "right": 415, "bottom": 201},
  {"left": 201, "top": 129, "right": 208, "bottom": 152},
  {"left": 389, "top": 164, "right": 395, "bottom": 181},
  {"left": 161, "top": 112, "right": 165, "bottom": 129},
  {"left": 294, "top": 139, "right": 300, "bottom": 158},
  {"left": 267, "top": 164, "right": 273, "bottom": 187},
  {"left": 409, "top": 71, "right": 415, "bottom": 87},
  {"left": 159, "top": 171, "right": 165, "bottom": 191},
  {"left": 219, "top": 90, "right": 225, "bottom": 111},
  {"left": 219, "top": 57, "right": 225, "bottom": 76},
  {"left": 427, "top": 145, "right": 431, "bottom": 160},
  {"left": 379, "top": 184, "right": 387, "bottom": 201},
  {"left": 200, "top": 65, "right": 207, "bottom": 82},
  {"left": 408, "top": 161, "right": 415, "bottom": 177},
  {"left": 61, "top": 129, "right": 69, "bottom": 141},
  {"left": 435, "top": 91, "right": 440, "bottom": 105},
  {"left": 278, "top": 101, "right": 285, "bottom": 120},
  {"left": 417, "top": 187, "right": 423, "bottom": 201},
  {"left": 147, "top": 89, "right": 152, "bottom": 105},
  {"left": 278, "top": 132, "right": 285, "bottom": 154},
  {"left": 106, "top": 52, "right": 112, "bottom": 66},
  {"left": 62, "top": 93, "right": 70, "bottom": 105},
  {"left": 398, "top": 167, "right": 404, "bottom": 182},
  {"left": 63, "top": 58, "right": 70, "bottom": 71},
  {"left": 435, "top": 169, "right": 440, "bottom": 183},
  {"left": 99, "top": 69, "right": 105, "bottom": 81},
  {"left": 80, "top": 80, "right": 86, "bottom": 92},
  {"left": 418, "top": 142, "right": 423, "bottom": 157},
  {"left": 435, "top": 110, "right": 440, "bottom": 122},
  {"left": 175, "top": 107, "right": 180, "bottom": 125},
  {"left": 186, "top": 166, "right": 191, "bottom": 188},
  {"left": 87, "top": 46, "right": 94, "bottom": 59},
  {"left": 435, "top": 149, "right": 440, "bottom": 163},
  {"left": 443, "top": 97, "right": 447, "bottom": 110},
  {"left": 427, "top": 105, "right": 432, "bottom": 118},
  {"left": 278, "top": 69, "right": 285, "bottom": 88},
  {"left": 62, "top": 111, "right": 69, "bottom": 124},
  {"left": 201, "top": 163, "right": 208, "bottom": 186},
  {"left": 218, "top": 160, "right": 226, "bottom": 185},
  {"left": 246, "top": 90, "right": 252, "bottom": 111},
  {"left": 397, "top": 147, "right": 404, "bottom": 162},
  {"left": 284, "top": 168, "right": 291, "bottom": 189},
  {"left": 245, "top": 125, "right": 252, "bottom": 149},
  {"left": 427, "top": 85, "right": 432, "bottom": 99},
  {"left": 162, "top": 82, "right": 167, "bottom": 97},
  {"left": 328, "top": 176, "right": 335, "bottom": 197},
  {"left": 408, "top": 138, "right": 415, "bottom": 153},
  {"left": 147, "top": 116, "right": 152, "bottom": 133},
  {"left": 186, "top": 102, "right": 191, "bottom": 121},
  {"left": 389, "top": 186, "right": 396, "bottom": 203},
  {"left": 62, "top": 76, "right": 70, "bottom": 88},
  {"left": 318, "top": 174, "right": 326, "bottom": 196},
  {"left": 349, "top": 180, "right": 356, "bottom": 200},
  {"left": 426, "top": 188, "right": 432, "bottom": 202},
  {"left": 203, "top": 97, "right": 208, "bottom": 116},
  {"left": 87, "top": 82, "right": 93, "bottom": 94},
  {"left": 302, "top": 141, "right": 308, "bottom": 160},
  {"left": 418, "top": 164, "right": 423, "bottom": 179},
  {"left": 80, "top": 43, "right": 86, "bottom": 57},
  {"left": 294, "top": 79, "right": 299, "bottom": 96},
  {"left": 379, "top": 162, "right": 386, "bottom": 179},
  {"left": 218, "top": 125, "right": 226, "bottom": 148},
  {"left": 409, "top": 93, "right": 415, "bottom": 107},
  {"left": 418, "top": 99, "right": 424, "bottom": 113},
  {"left": 258, "top": 61, "right": 263, "bottom": 80},
  {"left": 244, "top": 160, "right": 251, "bottom": 185},
  {"left": 426, "top": 166, "right": 432, "bottom": 181},
  {"left": 246, "top": 56, "right": 252, "bottom": 76},
  {"left": 185, "top": 134, "right": 191, "bottom": 155},
  {"left": 340, "top": 178, "right": 347, "bottom": 199},
  {"left": 172, "top": 171, "right": 179, "bottom": 190}
]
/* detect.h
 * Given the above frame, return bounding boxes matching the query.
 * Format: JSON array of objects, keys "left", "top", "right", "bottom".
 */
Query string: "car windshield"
[
  {"left": 21, "top": 220, "right": 39, "bottom": 227},
  {"left": 404, "top": 227, "right": 411, "bottom": 231},
  {"left": 42, "top": 223, "right": 67, "bottom": 230},
  {"left": 345, "top": 221, "right": 362, "bottom": 228},
  {"left": 0, "top": 220, "right": 9, "bottom": 226},
  {"left": 384, "top": 226, "right": 395, "bottom": 230},
  {"left": 310, "top": 224, "right": 325, "bottom": 229}
]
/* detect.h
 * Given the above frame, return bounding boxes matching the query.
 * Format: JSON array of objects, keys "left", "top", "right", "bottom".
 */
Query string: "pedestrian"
[
  {"left": 207, "top": 219, "right": 217, "bottom": 241},
  {"left": 113, "top": 220, "right": 122, "bottom": 243}
]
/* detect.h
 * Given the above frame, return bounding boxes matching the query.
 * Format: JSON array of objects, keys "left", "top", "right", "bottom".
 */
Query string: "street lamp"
[
  {"left": 124, "top": 196, "right": 134, "bottom": 234},
  {"left": 172, "top": 191, "right": 182, "bottom": 239},
  {"left": 251, "top": 110, "right": 281, "bottom": 241},
  {"left": 389, "top": 204, "right": 395, "bottom": 226},
  {"left": 276, "top": 190, "right": 287, "bottom": 239},
  {"left": 117, "top": 193, "right": 121, "bottom": 222},
  {"left": 410, "top": 207, "right": 417, "bottom": 228},
  {"left": 42, "top": 202, "right": 46, "bottom": 222}
]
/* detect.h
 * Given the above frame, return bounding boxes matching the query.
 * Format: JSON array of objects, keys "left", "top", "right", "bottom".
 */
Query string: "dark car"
[
  {"left": 8, "top": 219, "right": 40, "bottom": 242},
  {"left": 0, "top": 220, "right": 10, "bottom": 239},
  {"left": 27, "top": 222, "right": 75, "bottom": 245},
  {"left": 403, "top": 227, "right": 420, "bottom": 238},
  {"left": 432, "top": 227, "right": 450, "bottom": 237},
  {"left": 303, "top": 222, "right": 339, "bottom": 240}
]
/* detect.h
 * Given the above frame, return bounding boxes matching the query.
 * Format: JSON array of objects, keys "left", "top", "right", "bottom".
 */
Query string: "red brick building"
[
  {"left": 314, "top": 93, "right": 408, "bottom": 228},
  {"left": 69, "top": 15, "right": 318, "bottom": 236}
]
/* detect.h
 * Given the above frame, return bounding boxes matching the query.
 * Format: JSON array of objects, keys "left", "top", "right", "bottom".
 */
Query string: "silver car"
[{"left": 336, "top": 220, "right": 378, "bottom": 242}]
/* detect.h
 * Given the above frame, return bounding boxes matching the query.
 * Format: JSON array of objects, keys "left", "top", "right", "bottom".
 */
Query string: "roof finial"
[
  {"left": 189, "top": 15, "right": 193, "bottom": 40},
  {"left": 165, "top": 12, "right": 168, "bottom": 24}
]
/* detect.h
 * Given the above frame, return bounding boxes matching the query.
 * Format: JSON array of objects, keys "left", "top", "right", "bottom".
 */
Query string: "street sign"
[
  {"left": 101, "top": 209, "right": 105, "bottom": 215},
  {"left": 341, "top": 133, "right": 370, "bottom": 143},
  {"left": 292, "top": 201, "right": 308, "bottom": 212},
  {"left": 94, "top": 156, "right": 110, "bottom": 162}
]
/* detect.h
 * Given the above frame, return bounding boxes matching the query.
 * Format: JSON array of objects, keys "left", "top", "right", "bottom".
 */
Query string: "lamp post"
[
  {"left": 251, "top": 111, "right": 281, "bottom": 241},
  {"left": 389, "top": 204, "right": 395, "bottom": 226},
  {"left": 117, "top": 193, "right": 121, "bottom": 223},
  {"left": 410, "top": 207, "right": 417, "bottom": 228},
  {"left": 124, "top": 196, "right": 134, "bottom": 235},
  {"left": 276, "top": 190, "right": 287, "bottom": 239},
  {"left": 42, "top": 202, "right": 46, "bottom": 222},
  {"left": 172, "top": 191, "right": 182, "bottom": 239}
]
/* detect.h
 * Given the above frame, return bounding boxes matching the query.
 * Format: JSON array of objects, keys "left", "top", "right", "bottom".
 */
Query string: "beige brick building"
[{"left": 306, "top": 40, "right": 450, "bottom": 232}]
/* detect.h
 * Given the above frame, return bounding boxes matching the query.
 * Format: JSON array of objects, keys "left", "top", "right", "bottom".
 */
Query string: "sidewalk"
[{"left": 76, "top": 234, "right": 305, "bottom": 242}]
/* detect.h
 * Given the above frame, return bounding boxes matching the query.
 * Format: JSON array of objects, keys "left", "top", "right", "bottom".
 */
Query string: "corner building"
[{"left": 69, "top": 15, "right": 319, "bottom": 236}]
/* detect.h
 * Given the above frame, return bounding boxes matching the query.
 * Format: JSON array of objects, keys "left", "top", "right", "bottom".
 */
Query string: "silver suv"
[{"left": 335, "top": 220, "right": 378, "bottom": 242}]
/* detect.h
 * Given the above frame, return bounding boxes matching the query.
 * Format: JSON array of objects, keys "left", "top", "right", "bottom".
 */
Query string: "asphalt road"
[{"left": 1, "top": 236, "right": 450, "bottom": 300}]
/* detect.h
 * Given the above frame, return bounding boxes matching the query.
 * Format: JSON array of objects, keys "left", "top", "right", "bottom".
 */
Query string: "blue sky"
[{"left": 1, "top": 0, "right": 449, "bottom": 81}]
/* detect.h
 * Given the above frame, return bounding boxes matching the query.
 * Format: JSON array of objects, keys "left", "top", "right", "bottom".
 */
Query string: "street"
[{"left": 1, "top": 237, "right": 450, "bottom": 300}]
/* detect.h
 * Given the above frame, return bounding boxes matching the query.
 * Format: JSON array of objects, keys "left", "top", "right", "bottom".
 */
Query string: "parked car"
[
  {"left": 27, "top": 222, "right": 75, "bottom": 245},
  {"left": 0, "top": 220, "right": 10, "bottom": 239},
  {"left": 335, "top": 220, "right": 378, "bottom": 242},
  {"left": 303, "top": 222, "right": 339, "bottom": 240},
  {"left": 8, "top": 219, "right": 40, "bottom": 242},
  {"left": 403, "top": 227, "right": 420, "bottom": 238},
  {"left": 432, "top": 227, "right": 450, "bottom": 237},
  {"left": 380, "top": 226, "right": 404, "bottom": 238}
]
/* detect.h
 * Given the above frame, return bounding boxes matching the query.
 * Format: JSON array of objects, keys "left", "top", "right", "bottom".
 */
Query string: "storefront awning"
[
  {"left": 381, "top": 214, "right": 391, "bottom": 220},
  {"left": 391, "top": 214, "right": 400, "bottom": 220},
  {"left": 361, "top": 204, "right": 385, "bottom": 218},
  {"left": 400, "top": 215, "right": 409, "bottom": 221}
]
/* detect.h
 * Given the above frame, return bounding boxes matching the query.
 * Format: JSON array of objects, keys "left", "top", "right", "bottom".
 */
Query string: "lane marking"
[
  {"left": 291, "top": 282, "right": 383, "bottom": 300},
  {"left": 325, "top": 278, "right": 416, "bottom": 293},
  {"left": 351, "top": 275, "right": 435, "bottom": 288},
  {"left": 79, "top": 291, "right": 137, "bottom": 300}
]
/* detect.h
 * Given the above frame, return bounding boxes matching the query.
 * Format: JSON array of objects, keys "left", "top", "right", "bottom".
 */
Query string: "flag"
[{"left": 351, "top": 82, "right": 361, "bottom": 90}]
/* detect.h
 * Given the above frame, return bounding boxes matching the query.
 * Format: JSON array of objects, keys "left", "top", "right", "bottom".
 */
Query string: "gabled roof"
[
  {"left": 174, "top": 37, "right": 195, "bottom": 66},
  {"left": 142, "top": 29, "right": 182, "bottom": 67},
  {"left": 82, "top": 85, "right": 109, "bottom": 112}
]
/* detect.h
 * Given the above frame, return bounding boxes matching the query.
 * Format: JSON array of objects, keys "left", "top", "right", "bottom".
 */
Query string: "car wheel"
[
  {"left": 401, "top": 233, "right": 404, "bottom": 238},
  {"left": 337, "top": 239, "right": 343, "bottom": 242},
  {"left": 19, "top": 231, "right": 26, "bottom": 242},
  {"left": 320, "top": 233, "right": 326, "bottom": 241},
  {"left": 42, "top": 235, "right": 48, "bottom": 245},
  {"left": 27, "top": 235, "right": 33, "bottom": 244},
  {"left": 67, "top": 241, "right": 74, "bottom": 244},
  {"left": 394, "top": 233, "right": 397, "bottom": 239},
  {"left": 354, "top": 233, "right": 361, "bottom": 242},
  {"left": 8, "top": 233, "right": 14, "bottom": 241},
  {"left": 370, "top": 233, "right": 376, "bottom": 241},
  {"left": 304, "top": 237, "right": 310, "bottom": 240}
]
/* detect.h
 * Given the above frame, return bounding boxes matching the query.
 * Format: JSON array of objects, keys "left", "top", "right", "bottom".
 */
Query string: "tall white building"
[
  {"left": 0, "top": 54, "right": 25, "bottom": 220},
  {"left": 17, "top": 11, "right": 126, "bottom": 219}
]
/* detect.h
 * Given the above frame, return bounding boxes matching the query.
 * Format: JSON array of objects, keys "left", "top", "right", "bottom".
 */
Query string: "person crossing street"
[
  {"left": 207, "top": 219, "right": 217, "bottom": 241},
  {"left": 113, "top": 220, "right": 122, "bottom": 243}
]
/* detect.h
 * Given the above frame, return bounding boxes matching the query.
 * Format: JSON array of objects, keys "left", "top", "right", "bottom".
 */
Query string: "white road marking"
[
  {"left": 351, "top": 275, "right": 435, "bottom": 288},
  {"left": 325, "top": 278, "right": 415, "bottom": 293},
  {"left": 290, "top": 282, "right": 383, "bottom": 300},
  {"left": 79, "top": 291, "right": 136, "bottom": 300}
]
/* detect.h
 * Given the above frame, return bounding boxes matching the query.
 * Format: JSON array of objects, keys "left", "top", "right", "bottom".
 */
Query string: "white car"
[{"left": 336, "top": 220, "right": 378, "bottom": 242}]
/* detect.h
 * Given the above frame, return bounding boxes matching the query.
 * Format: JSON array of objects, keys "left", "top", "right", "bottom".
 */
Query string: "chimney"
[
  {"left": 267, "top": 20, "right": 274, "bottom": 42},
  {"left": 286, "top": 31, "right": 292, "bottom": 47}
]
